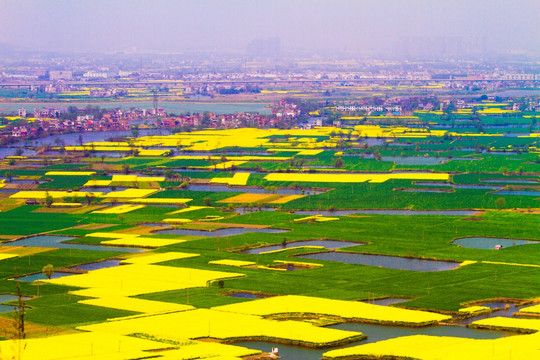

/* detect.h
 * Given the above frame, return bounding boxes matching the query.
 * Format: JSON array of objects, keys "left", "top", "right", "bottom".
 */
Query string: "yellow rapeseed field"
[
  {"left": 44, "top": 264, "right": 245, "bottom": 297},
  {"left": 323, "top": 332, "right": 540, "bottom": 360},
  {"left": 209, "top": 259, "right": 257, "bottom": 267},
  {"left": 79, "top": 296, "right": 194, "bottom": 314},
  {"left": 519, "top": 304, "right": 540, "bottom": 315},
  {"left": 0, "top": 332, "right": 169, "bottom": 360},
  {"left": 155, "top": 341, "right": 261, "bottom": 359},
  {"left": 10, "top": 191, "right": 104, "bottom": 199},
  {"left": 458, "top": 306, "right": 490, "bottom": 313},
  {"left": 210, "top": 172, "right": 251, "bottom": 186},
  {"left": 101, "top": 237, "right": 185, "bottom": 248},
  {"left": 471, "top": 316, "right": 540, "bottom": 332},
  {"left": 84, "top": 179, "right": 112, "bottom": 186},
  {"left": 128, "top": 197, "right": 192, "bottom": 204},
  {"left": 102, "top": 189, "right": 158, "bottom": 198},
  {"left": 162, "top": 218, "right": 193, "bottom": 223},
  {"left": 137, "top": 149, "right": 170, "bottom": 156},
  {"left": 217, "top": 193, "right": 279, "bottom": 204},
  {"left": 92, "top": 204, "right": 146, "bottom": 214},
  {"left": 78, "top": 308, "right": 362, "bottom": 347},
  {"left": 214, "top": 295, "right": 451, "bottom": 325},
  {"left": 87, "top": 233, "right": 187, "bottom": 248},
  {"left": 45, "top": 171, "right": 96, "bottom": 176},
  {"left": 293, "top": 215, "right": 339, "bottom": 222},
  {"left": 268, "top": 194, "right": 305, "bottom": 204},
  {"left": 0, "top": 253, "right": 17, "bottom": 261},
  {"left": 168, "top": 206, "right": 209, "bottom": 214},
  {"left": 111, "top": 175, "right": 165, "bottom": 182},
  {"left": 121, "top": 252, "right": 199, "bottom": 265},
  {"left": 264, "top": 172, "right": 449, "bottom": 183}
]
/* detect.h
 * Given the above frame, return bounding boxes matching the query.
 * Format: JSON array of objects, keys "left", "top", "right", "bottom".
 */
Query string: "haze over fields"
[{"left": 1, "top": 0, "right": 539, "bottom": 57}]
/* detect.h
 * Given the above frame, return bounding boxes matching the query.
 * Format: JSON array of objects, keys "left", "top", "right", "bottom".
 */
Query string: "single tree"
[
  {"left": 44, "top": 194, "right": 53, "bottom": 208},
  {"left": 42, "top": 264, "right": 54, "bottom": 279},
  {"left": 495, "top": 197, "right": 506, "bottom": 209}
]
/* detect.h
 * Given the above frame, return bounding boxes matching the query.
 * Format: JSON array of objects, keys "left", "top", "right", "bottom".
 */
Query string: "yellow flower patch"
[
  {"left": 112, "top": 175, "right": 165, "bottom": 182},
  {"left": 217, "top": 193, "right": 279, "bottom": 204},
  {"left": 519, "top": 304, "right": 540, "bottom": 315},
  {"left": 128, "top": 198, "right": 192, "bottom": 204},
  {"left": 50, "top": 202, "right": 82, "bottom": 207},
  {"left": 45, "top": 171, "right": 96, "bottom": 176},
  {"left": 10, "top": 191, "right": 104, "bottom": 199},
  {"left": 268, "top": 194, "right": 305, "bottom": 204},
  {"left": 0, "top": 332, "right": 169, "bottom": 360},
  {"left": 259, "top": 246, "right": 324, "bottom": 255},
  {"left": 103, "top": 189, "right": 158, "bottom": 198},
  {"left": 209, "top": 259, "right": 257, "bottom": 267},
  {"left": 84, "top": 179, "right": 112, "bottom": 186},
  {"left": 92, "top": 204, "right": 146, "bottom": 214},
  {"left": 101, "top": 237, "right": 185, "bottom": 248},
  {"left": 78, "top": 308, "right": 362, "bottom": 347},
  {"left": 79, "top": 296, "right": 194, "bottom": 314},
  {"left": 210, "top": 172, "right": 251, "bottom": 186},
  {"left": 458, "top": 306, "right": 490, "bottom": 313},
  {"left": 323, "top": 332, "right": 540, "bottom": 360},
  {"left": 44, "top": 264, "right": 245, "bottom": 297},
  {"left": 214, "top": 295, "right": 451, "bottom": 325},
  {"left": 156, "top": 341, "right": 260, "bottom": 360},
  {"left": 0, "top": 253, "right": 17, "bottom": 261},
  {"left": 121, "top": 252, "right": 199, "bottom": 265},
  {"left": 471, "top": 316, "right": 540, "bottom": 332},
  {"left": 137, "top": 149, "right": 169, "bottom": 156},
  {"left": 168, "top": 206, "right": 209, "bottom": 214},
  {"left": 293, "top": 215, "right": 339, "bottom": 222},
  {"left": 162, "top": 218, "right": 193, "bottom": 223},
  {"left": 173, "top": 155, "right": 289, "bottom": 161},
  {"left": 264, "top": 172, "right": 449, "bottom": 183},
  {"left": 87, "top": 233, "right": 187, "bottom": 248}
]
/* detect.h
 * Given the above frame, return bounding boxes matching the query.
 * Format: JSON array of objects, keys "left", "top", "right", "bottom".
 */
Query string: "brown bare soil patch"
[
  {"left": 0, "top": 317, "right": 77, "bottom": 339},
  {"left": 0, "top": 246, "right": 54, "bottom": 256}
]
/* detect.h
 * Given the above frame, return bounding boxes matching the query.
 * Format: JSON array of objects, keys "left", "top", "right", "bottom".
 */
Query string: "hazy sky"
[{"left": 1, "top": 0, "right": 539, "bottom": 56}]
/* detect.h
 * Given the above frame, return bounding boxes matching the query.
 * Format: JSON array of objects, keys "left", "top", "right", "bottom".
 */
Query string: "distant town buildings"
[{"left": 49, "top": 71, "right": 73, "bottom": 81}]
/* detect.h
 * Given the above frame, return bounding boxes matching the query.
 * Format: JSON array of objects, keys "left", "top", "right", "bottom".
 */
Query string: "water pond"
[
  {"left": 234, "top": 323, "right": 508, "bottom": 360},
  {"left": 15, "top": 271, "right": 74, "bottom": 282},
  {"left": 155, "top": 227, "right": 288, "bottom": 237},
  {"left": 494, "top": 190, "right": 540, "bottom": 196},
  {"left": 0, "top": 294, "right": 31, "bottom": 313},
  {"left": 360, "top": 298, "right": 410, "bottom": 306},
  {"left": 481, "top": 179, "right": 538, "bottom": 184},
  {"left": 297, "top": 252, "right": 460, "bottom": 272},
  {"left": 226, "top": 292, "right": 272, "bottom": 299},
  {"left": 0, "top": 148, "right": 38, "bottom": 158},
  {"left": 295, "top": 209, "right": 478, "bottom": 216},
  {"left": 414, "top": 182, "right": 503, "bottom": 190},
  {"left": 241, "top": 240, "right": 362, "bottom": 254},
  {"left": 398, "top": 189, "right": 452, "bottom": 193},
  {"left": 456, "top": 302, "right": 531, "bottom": 325},
  {"left": 67, "top": 259, "right": 121, "bottom": 271},
  {"left": 452, "top": 237, "right": 538, "bottom": 249},
  {"left": 3, "top": 235, "right": 140, "bottom": 253}
]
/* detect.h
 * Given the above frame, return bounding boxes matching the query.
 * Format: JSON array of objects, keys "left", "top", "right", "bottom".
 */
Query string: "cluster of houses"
[{"left": 9, "top": 117, "right": 131, "bottom": 138}]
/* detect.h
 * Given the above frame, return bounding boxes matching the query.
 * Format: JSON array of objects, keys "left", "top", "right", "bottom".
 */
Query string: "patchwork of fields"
[{"left": 0, "top": 126, "right": 539, "bottom": 359}]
